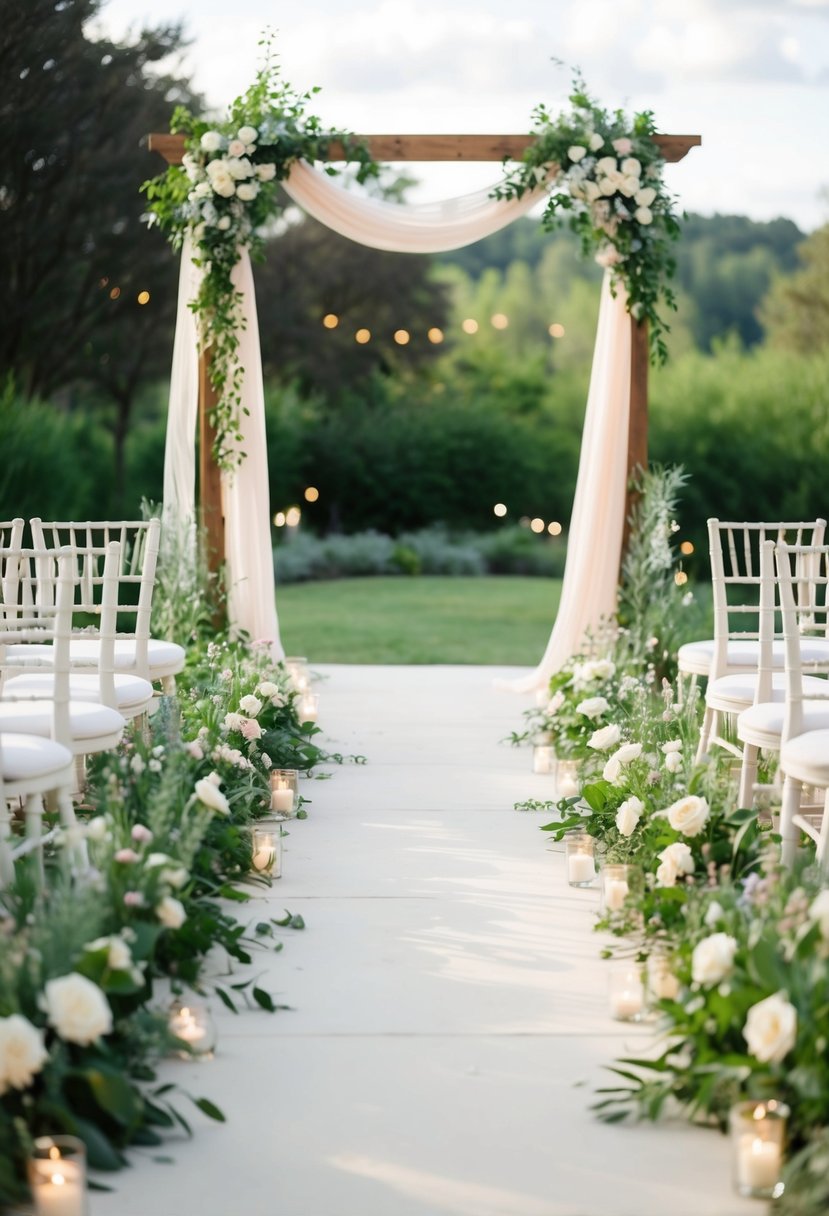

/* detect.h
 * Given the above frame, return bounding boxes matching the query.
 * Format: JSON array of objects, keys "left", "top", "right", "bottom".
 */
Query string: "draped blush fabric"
[
  {"left": 501, "top": 271, "right": 631, "bottom": 693},
  {"left": 161, "top": 237, "right": 284, "bottom": 657},
  {"left": 282, "top": 159, "right": 551, "bottom": 252}
]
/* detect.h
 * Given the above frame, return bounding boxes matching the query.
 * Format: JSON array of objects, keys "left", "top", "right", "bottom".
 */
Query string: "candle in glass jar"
[
  {"left": 298, "top": 694, "right": 318, "bottom": 724},
  {"left": 567, "top": 853, "right": 596, "bottom": 884},
  {"left": 29, "top": 1145, "right": 86, "bottom": 1216},
  {"left": 169, "top": 1006, "right": 208, "bottom": 1046},
  {"left": 737, "top": 1136, "right": 782, "bottom": 1192},
  {"left": 533, "top": 745, "right": 555, "bottom": 774},
  {"left": 610, "top": 987, "right": 644, "bottom": 1020},
  {"left": 271, "top": 786, "right": 294, "bottom": 814},
  {"left": 604, "top": 878, "right": 629, "bottom": 911}
]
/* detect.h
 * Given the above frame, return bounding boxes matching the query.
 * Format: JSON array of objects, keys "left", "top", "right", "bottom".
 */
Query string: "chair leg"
[
  {"left": 780, "top": 774, "right": 803, "bottom": 868},
  {"left": 818, "top": 789, "right": 829, "bottom": 878},
  {"left": 24, "top": 792, "right": 45, "bottom": 886},
  {"left": 0, "top": 797, "right": 14, "bottom": 887},
  {"left": 162, "top": 675, "right": 177, "bottom": 697},
  {"left": 56, "top": 788, "right": 88, "bottom": 872},
  {"left": 738, "top": 743, "right": 760, "bottom": 809},
  {"left": 696, "top": 706, "right": 718, "bottom": 763}
]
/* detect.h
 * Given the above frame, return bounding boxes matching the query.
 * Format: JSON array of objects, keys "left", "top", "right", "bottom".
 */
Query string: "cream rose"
[
  {"left": 194, "top": 778, "right": 230, "bottom": 815},
  {"left": 225, "top": 156, "right": 254, "bottom": 181},
  {"left": 621, "top": 156, "right": 641, "bottom": 177},
  {"left": 576, "top": 696, "right": 609, "bottom": 721},
  {"left": 86, "top": 935, "right": 132, "bottom": 971},
  {"left": 239, "top": 694, "right": 263, "bottom": 717},
  {"left": 635, "top": 206, "right": 653, "bottom": 225},
  {"left": 655, "top": 841, "right": 694, "bottom": 887},
  {"left": 217, "top": 216, "right": 232, "bottom": 231},
  {"left": 583, "top": 180, "right": 601, "bottom": 203},
  {"left": 567, "top": 145, "right": 587, "bottom": 162},
  {"left": 664, "top": 750, "right": 683, "bottom": 773},
  {"left": 156, "top": 896, "right": 187, "bottom": 930},
  {"left": 603, "top": 742, "right": 643, "bottom": 782},
  {"left": 256, "top": 163, "right": 277, "bottom": 182},
  {"left": 227, "top": 138, "right": 246, "bottom": 157},
  {"left": 704, "top": 900, "right": 725, "bottom": 927},
  {"left": 612, "top": 137, "right": 633, "bottom": 155},
  {"left": 257, "top": 681, "right": 280, "bottom": 698},
  {"left": 588, "top": 724, "right": 621, "bottom": 751},
  {"left": 743, "top": 992, "right": 797, "bottom": 1064},
  {"left": 615, "top": 795, "right": 643, "bottom": 837},
  {"left": 45, "top": 974, "right": 113, "bottom": 1045},
  {"left": 200, "top": 130, "right": 223, "bottom": 152},
  {"left": 596, "top": 155, "right": 617, "bottom": 176},
  {"left": 209, "top": 169, "right": 235, "bottom": 199},
  {"left": 237, "top": 125, "right": 258, "bottom": 144},
  {"left": 240, "top": 718, "right": 262, "bottom": 741},
  {"left": 647, "top": 957, "right": 680, "bottom": 1001},
  {"left": 589, "top": 132, "right": 604, "bottom": 151},
  {"left": 236, "top": 182, "right": 260, "bottom": 203},
  {"left": 0, "top": 1015, "right": 48, "bottom": 1094},
  {"left": 635, "top": 186, "right": 657, "bottom": 208},
  {"left": 161, "top": 866, "right": 189, "bottom": 890},
  {"left": 691, "top": 933, "right": 738, "bottom": 986},
  {"left": 224, "top": 711, "right": 244, "bottom": 732},
  {"left": 665, "top": 795, "right": 710, "bottom": 838}
]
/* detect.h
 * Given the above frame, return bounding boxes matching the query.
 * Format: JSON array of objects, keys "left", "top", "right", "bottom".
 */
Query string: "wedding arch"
[{"left": 147, "top": 64, "right": 699, "bottom": 690}]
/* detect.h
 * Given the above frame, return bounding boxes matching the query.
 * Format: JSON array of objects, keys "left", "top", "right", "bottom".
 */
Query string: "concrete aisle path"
[{"left": 93, "top": 666, "right": 758, "bottom": 1216}]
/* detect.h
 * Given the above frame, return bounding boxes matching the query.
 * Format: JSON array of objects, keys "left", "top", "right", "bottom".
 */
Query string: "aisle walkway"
[{"left": 94, "top": 666, "right": 757, "bottom": 1216}]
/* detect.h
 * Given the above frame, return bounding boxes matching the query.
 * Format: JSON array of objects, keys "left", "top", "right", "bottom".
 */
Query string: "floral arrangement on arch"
[
  {"left": 493, "top": 74, "right": 682, "bottom": 363},
  {"left": 143, "top": 34, "right": 378, "bottom": 471}
]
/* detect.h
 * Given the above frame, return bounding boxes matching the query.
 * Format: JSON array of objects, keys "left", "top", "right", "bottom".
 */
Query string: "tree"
[
  {"left": 758, "top": 224, "right": 829, "bottom": 353},
  {"left": 0, "top": 0, "right": 197, "bottom": 498}
]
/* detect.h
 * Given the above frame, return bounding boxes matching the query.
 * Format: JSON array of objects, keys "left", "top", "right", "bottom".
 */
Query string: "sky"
[{"left": 95, "top": 0, "right": 829, "bottom": 231}]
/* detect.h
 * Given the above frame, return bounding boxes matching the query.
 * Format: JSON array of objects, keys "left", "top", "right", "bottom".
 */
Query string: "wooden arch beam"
[{"left": 149, "top": 130, "right": 700, "bottom": 574}]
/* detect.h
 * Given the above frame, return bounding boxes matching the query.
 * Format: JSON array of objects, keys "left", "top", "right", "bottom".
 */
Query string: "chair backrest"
[
  {"left": 776, "top": 542, "right": 829, "bottom": 742},
  {"left": 0, "top": 547, "right": 77, "bottom": 744},
  {"left": 29, "top": 519, "right": 160, "bottom": 677},
  {"left": 708, "top": 518, "right": 827, "bottom": 681}
]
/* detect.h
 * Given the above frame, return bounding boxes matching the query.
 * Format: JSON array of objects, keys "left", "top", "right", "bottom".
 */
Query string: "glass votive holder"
[
  {"left": 297, "top": 692, "right": 319, "bottom": 724},
  {"left": 270, "top": 768, "right": 299, "bottom": 817},
  {"left": 532, "top": 744, "right": 555, "bottom": 774},
  {"left": 608, "top": 963, "right": 646, "bottom": 1022},
  {"left": 730, "top": 1100, "right": 789, "bottom": 1199},
  {"left": 167, "top": 998, "right": 217, "bottom": 1060},
  {"left": 564, "top": 832, "right": 596, "bottom": 887},
  {"left": 251, "top": 823, "right": 282, "bottom": 878},
  {"left": 646, "top": 951, "right": 681, "bottom": 1004},
  {"left": 284, "top": 656, "right": 310, "bottom": 693},
  {"left": 28, "top": 1136, "right": 88, "bottom": 1216},
  {"left": 556, "top": 759, "right": 581, "bottom": 800},
  {"left": 600, "top": 863, "right": 642, "bottom": 916}
]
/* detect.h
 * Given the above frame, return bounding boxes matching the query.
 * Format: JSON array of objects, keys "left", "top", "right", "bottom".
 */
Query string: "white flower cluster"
[
  {"left": 561, "top": 132, "right": 661, "bottom": 264},
  {"left": 181, "top": 124, "right": 276, "bottom": 238}
]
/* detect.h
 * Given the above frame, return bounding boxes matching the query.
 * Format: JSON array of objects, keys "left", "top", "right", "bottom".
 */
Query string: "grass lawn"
[{"left": 275, "top": 575, "right": 562, "bottom": 664}]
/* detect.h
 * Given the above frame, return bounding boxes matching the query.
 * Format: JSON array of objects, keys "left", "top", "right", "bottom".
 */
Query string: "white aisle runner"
[{"left": 92, "top": 666, "right": 756, "bottom": 1216}]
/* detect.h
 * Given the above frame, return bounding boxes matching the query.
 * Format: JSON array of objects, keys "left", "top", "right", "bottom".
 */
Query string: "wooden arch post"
[{"left": 150, "top": 131, "right": 699, "bottom": 578}]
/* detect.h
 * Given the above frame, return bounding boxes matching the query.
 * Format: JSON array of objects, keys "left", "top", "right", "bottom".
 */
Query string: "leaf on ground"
[{"left": 194, "top": 1097, "right": 226, "bottom": 1123}]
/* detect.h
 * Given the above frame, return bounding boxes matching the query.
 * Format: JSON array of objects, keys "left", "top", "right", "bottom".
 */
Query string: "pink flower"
[
  {"left": 131, "top": 825, "right": 153, "bottom": 845},
  {"left": 227, "top": 139, "right": 245, "bottom": 157},
  {"left": 240, "top": 718, "right": 262, "bottom": 741},
  {"left": 123, "top": 891, "right": 145, "bottom": 908},
  {"left": 612, "top": 137, "right": 633, "bottom": 155},
  {"left": 185, "top": 741, "right": 204, "bottom": 761},
  {"left": 114, "top": 848, "right": 139, "bottom": 864}
]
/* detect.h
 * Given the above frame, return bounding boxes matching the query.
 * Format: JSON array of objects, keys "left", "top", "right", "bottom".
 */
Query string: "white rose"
[
  {"left": 589, "top": 132, "right": 604, "bottom": 151},
  {"left": 161, "top": 866, "right": 189, "bottom": 890},
  {"left": 704, "top": 900, "right": 725, "bottom": 927},
  {"left": 256, "top": 163, "right": 277, "bottom": 181},
  {"left": 86, "top": 935, "right": 132, "bottom": 971},
  {"left": 257, "top": 681, "right": 280, "bottom": 698},
  {"left": 598, "top": 175, "right": 617, "bottom": 197},
  {"left": 236, "top": 182, "right": 259, "bottom": 203},
  {"left": 621, "top": 157, "right": 641, "bottom": 177},
  {"left": 691, "top": 933, "right": 738, "bottom": 986},
  {"left": 237, "top": 124, "right": 258, "bottom": 144},
  {"left": 603, "top": 743, "right": 642, "bottom": 783},
  {"left": 239, "top": 694, "right": 263, "bottom": 717},
  {"left": 210, "top": 169, "right": 236, "bottom": 198},
  {"left": 86, "top": 816, "right": 108, "bottom": 841},
  {"left": 567, "top": 145, "right": 587, "bottom": 162},
  {"left": 664, "top": 750, "right": 683, "bottom": 773},
  {"left": 580, "top": 659, "right": 615, "bottom": 683},
  {"left": 596, "top": 156, "right": 617, "bottom": 176},
  {"left": 662, "top": 739, "right": 683, "bottom": 754},
  {"left": 181, "top": 152, "right": 200, "bottom": 182},
  {"left": 588, "top": 724, "right": 622, "bottom": 751},
  {"left": 224, "top": 712, "right": 244, "bottom": 732},
  {"left": 656, "top": 841, "right": 694, "bottom": 887},
  {"left": 217, "top": 216, "right": 232, "bottom": 231},
  {"left": 635, "top": 186, "right": 657, "bottom": 208},
  {"left": 145, "top": 852, "right": 174, "bottom": 868},
  {"left": 648, "top": 958, "right": 680, "bottom": 1001},
  {"left": 612, "top": 137, "right": 633, "bottom": 155},
  {"left": 576, "top": 696, "right": 609, "bottom": 721},
  {"left": 225, "top": 156, "right": 254, "bottom": 181},
  {"left": 666, "top": 795, "right": 710, "bottom": 838},
  {"left": 156, "top": 896, "right": 187, "bottom": 930},
  {"left": 191, "top": 180, "right": 212, "bottom": 200},
  {"left": 227, "top": 138, "right": 246, "bottom": 157},
  {"left": 45, "top": 973, "right": 113, "bottom": 1045},
  {"left": 0, "top": 1015, "right": 48, "bottom": 1094},
  {"left": 583, "top": 180, "right": 601, "bottom": 203},
  {"left": 619, "top": 174, "right": 640, "bottom": 198},
  {"left": 200, "top": 130, "right": 223, "bottom": 152},
  {"left": 194, "top": 778, "right": 230, "bottom": 815},
  {"left": 635, "top": 206, "right": 653, "bottom": 225},
  {"left": 743, "top": 992, "right": 797, "bottom": 1064},
  {"left": 615, "top": 795, "right": 643, "bottom": 837},
  {"left": 808, "top": 889, "right": 829, "bottom": 938}
]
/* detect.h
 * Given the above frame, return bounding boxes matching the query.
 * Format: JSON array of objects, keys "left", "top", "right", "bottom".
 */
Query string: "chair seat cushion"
[
  {"left": 3, "top": 672, "right": 154, "bottom": 713},
  {"left": 679, "top": 637, "right": 829, "bottom": 677},
  {"left": 0, "top": 733, "right": 74, "bottom": 781},
  {"left": 738, "top": 700, "right": 829, "bottom": 749},
  {"left": 707, "top": 671, "right": 829, "bottom": 713},
  {"left": 4, "top": 637, "right": 185, "bottom": 680},
  {"left": 0, "top": 699, "right": 124, "bottom": 743},
  {"left": 781, "top": 729, "right": 829, "bottom": 787}
]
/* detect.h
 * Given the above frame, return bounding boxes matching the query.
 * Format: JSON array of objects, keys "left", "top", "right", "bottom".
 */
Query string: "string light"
[
  {"left": 273, "top": 512, "right": 286, "bottom": 527},
  {"left": 427, "top": 327, "right": 444, "bottom": 344},
  {"left": 109, "top": 287, "right": 121, "bottom": 300},
  {"left": 285, "top": 506, "right": 302, "bottom": 527},
  {"left": 680, "top": 541, "right": 694, "bottom": 555},
  {"left": 393, "top": 329, "right": 410, "bottom": 345},
  {"left": 322, "top": 313, "right": 339, "bottom": 329},
  {"left": 137, "top": 291, "right": 150, "bottom": 305},
  {"left": 355, "top": 328, "right": 371, "bottom": 344},
  {"left": 490, "top": 313, "right": 509, "bottom": 330},
  {"left": 675, "top": 571, "right": 689, "bottom": 586},
  {"left": 304, "top": 486, "right": 320, "bottom": 503},
  {"left": 530, "top": 518, "right": 545, "bottom": 534},
  {"left": 461, "top": 318, "right": 479, "bottom": 335},
  {"left": 548, "top": 323, "right": 565, "bottom": 338},
  {"left": 548, "top": 521, "right": 562, "bottom": 536},
  {"left": 493, "top": 503, "right": 507, "bottom": 518}
]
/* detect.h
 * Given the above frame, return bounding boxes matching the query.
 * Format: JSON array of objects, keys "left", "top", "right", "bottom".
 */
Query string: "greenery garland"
[
  {"left": 493, "top": 73, "right": 681, "bottom": 363},
  {"left": 143, "top": 35, "right": 379, "bottom": 472}
]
